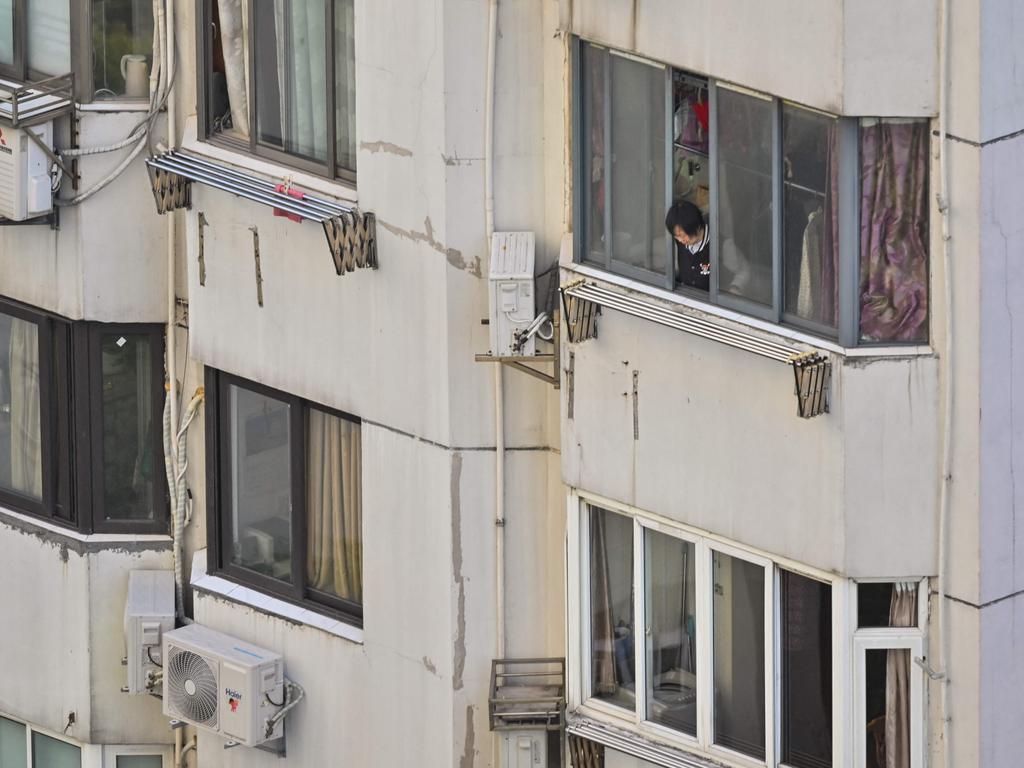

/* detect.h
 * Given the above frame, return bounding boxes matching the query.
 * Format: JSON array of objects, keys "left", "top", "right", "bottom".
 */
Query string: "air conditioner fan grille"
[{"left": 166, "top": 646, "right": 218, "bottom": 727}]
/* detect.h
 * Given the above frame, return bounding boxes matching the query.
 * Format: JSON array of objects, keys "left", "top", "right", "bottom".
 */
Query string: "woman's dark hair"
[{"left": 664, "top": 200, "right": 704, "bottom": 237}]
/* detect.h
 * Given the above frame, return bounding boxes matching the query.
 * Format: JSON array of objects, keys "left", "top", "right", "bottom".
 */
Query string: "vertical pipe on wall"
[{"left": 936, "top": 0, "right": 953, "bottom": 760}]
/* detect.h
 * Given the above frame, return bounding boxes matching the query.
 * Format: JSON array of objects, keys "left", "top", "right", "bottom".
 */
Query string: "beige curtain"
[
  {"left": 217, "top": 0, "right": 250, "bottom": 136},
  {"left": 885, "top": 583, "right": 917, "bottom": 768},
  {"left": 590, "top": 510, "right": 617, "bottom": 694},
  {"left": 9, "top": 319, "right": 41, "bottom": 499},
  {"left": 306, "top": 411, "right": 362, "bottom": 603}
]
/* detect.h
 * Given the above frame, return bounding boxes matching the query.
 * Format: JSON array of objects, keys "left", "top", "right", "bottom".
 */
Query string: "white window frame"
[
  {"left": 100, "top": 744, "right": 172, "bottom": 768},
  {"left": 568, "top": 490, "right": 845, "bottom": 768},
  {"left": 0, "top": 711, "right": 85, "bottom": 768}
]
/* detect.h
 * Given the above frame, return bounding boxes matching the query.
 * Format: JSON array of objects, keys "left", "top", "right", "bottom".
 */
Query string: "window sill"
[
  {"left": 190, "top": 549, "right": 364, "bottom": 645},
  {"left": 78, "top": 99, "right": 153, "bottom": 113},
  {"left": 0, "top": 505, "right": 172, "bottom": 553},
  {"left": 562, "top": 259, "right": 933, "bottom": 360},
  {"left": 181, "top": 115, "right": 358, "bottom": 206}
]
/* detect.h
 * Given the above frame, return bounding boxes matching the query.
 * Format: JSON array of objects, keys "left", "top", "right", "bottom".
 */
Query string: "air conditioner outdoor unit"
[
  {"left": 162, "top": 623, "right": 285, "bottom": 748},
  {"left": 489, "top": 231, "right": 536, "bottom": 356},
  {"left": 123, "top": 570, "right": 175, "bottom": 695},
  {"left": 0, "top": 121, "right": 53, "bottom": 221}
]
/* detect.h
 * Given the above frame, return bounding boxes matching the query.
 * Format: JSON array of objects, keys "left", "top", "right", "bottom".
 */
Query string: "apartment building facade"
[{"left": 0, "top": 0, "right": 1020, "bottom": 767}]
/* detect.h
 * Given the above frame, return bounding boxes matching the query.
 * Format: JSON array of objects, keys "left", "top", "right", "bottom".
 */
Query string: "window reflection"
[{"left": 590, "top": 505, "right": 635, "bottom": 709}]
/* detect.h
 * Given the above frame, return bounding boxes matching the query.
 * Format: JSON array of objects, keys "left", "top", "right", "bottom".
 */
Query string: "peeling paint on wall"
[
  {"left": 452, "top": 452, "right": 467, "bottom": 691},
  {"left": 360, "top": 140, "right": 414, "bottom": 157},
  {"left": 459, "top": 704, "right": 476, "bottom": 768},
  {"left": 378, "top": 217, "right": 483, "bottom": 277}
]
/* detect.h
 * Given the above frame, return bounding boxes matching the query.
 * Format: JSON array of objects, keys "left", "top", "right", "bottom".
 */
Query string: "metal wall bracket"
[
  {"left": 475, "top": 312, "right": 561, "bottom": 389},
  {"left": 560, "top": 282, "right": 600, "bottom": 343},
  {"left": 147, "top": 166, "right": 192, "bottom": 214},
  {"left": 323, "top": 211, "right": 377, "bottom": 275},
  {"left": 791, "top": 352, "right": 831, "bottom": 418}
]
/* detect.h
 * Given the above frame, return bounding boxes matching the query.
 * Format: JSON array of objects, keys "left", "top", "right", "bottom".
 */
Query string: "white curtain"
[
  {"left": 274, "top": 0, "right": 327, "bottom": 160},
  {"left": 218, "top": 0, "right": 250, "bottom": 136},
  {"left": 27, "top": 0, "right": 70, "bottom": 75},
  {"left": 0, "top": 0, "right": 14, "bottom": 66}
]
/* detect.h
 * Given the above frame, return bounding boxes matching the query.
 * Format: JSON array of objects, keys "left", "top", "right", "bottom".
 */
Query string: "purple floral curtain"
[{"left": 859, "top": 121, "right": 930, "bottom": 342}]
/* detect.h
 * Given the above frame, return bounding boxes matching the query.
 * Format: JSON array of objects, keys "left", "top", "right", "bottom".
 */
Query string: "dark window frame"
[
  {"left": 205, "top": 367, "right": 363, "bottom": 627},
  {"left": 0, "top": 296, "right": 168, "bottom": 534},
  {"left": 0, "top": 0, "right": 84, "bottom": 92},
  {"left": 194, "top": 0, "right": 357, "bottom": 184},
  {"left": 572, "top": 38, "right": 927, "bottom": 348}
]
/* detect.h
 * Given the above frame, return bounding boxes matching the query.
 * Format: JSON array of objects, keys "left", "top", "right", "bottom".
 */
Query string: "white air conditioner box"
[
  {"left": 0, "top": 121, "right": 54, "bottom": 221},
  {"left": 489, "top": 231, "right": 536, "bottom": 356},
  {"left": 162, "top": 623, "right": 285, "bottom": 748},
  {"left": 124, "top": 570, "right": 175, "bottom": 695},
  {"left": 500, "top": 730, "right": 548, "bottom": 768}
]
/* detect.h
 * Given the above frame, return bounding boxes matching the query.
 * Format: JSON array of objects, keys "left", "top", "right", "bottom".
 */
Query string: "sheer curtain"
[
  {"left": 306, "top": 411, "right": 362, "bottom": 603},
  {"left": 859, "top": 120, "right": 929, "bottom": 342},
  {"left": 27, "top": 0, "right": 70, "bottom": 75},
  {"left": 0, "top": 0, "right": 13, "bottom": 66},
  {"left": 274, "top": 0, "right": 327, "bottom": 160},
  {"left": 334, "top": 0, "right": 356, "bottom": 171},
  {"left": 217, "top": 0, "right": 250, "bottom": 136},
  {"left": 885, "top": 583, "right": 917, "bottom": 768},
  {"left": 9, "top": 318, "right": 41, "bottom": 499}
]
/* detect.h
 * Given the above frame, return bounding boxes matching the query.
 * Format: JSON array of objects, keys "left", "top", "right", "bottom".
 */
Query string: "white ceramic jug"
[{"left": 121, "top": 54, "right": 149, "bottom": 99}]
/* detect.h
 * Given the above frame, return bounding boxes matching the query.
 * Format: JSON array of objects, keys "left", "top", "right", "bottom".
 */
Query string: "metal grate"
[
  {"left": 0, "top": 74, "right": 75, "bottom": 127},
  {"left": 489, "top": 658, "right": 566, "bottom": 732},
  {"left": 568, "top": 734, "right": 604, "bottom": 768},
  {"left": 145, "top": 150, "right": 377, "bottom": 276},
  {"left": 560, "top": 282, "right": 600, "bottom": 343}
]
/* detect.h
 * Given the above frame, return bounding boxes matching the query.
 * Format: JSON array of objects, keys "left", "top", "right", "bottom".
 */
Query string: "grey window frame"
[
  {"left": 195, "top": 0, "right": 356, "bottom": 184},
  {"left": 572, "top": 38, "right": 913, "bottom": 348},
  {"left": 0, "top": 296, "right": 167, "bottom": 534},
  {"left": 204, "top": 367, "right": 364, "bottom": 627}
]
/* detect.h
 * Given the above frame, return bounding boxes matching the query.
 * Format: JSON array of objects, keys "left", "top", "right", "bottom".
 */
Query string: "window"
[
  {"left": 198, "top": 0, "right": 357, "bottom": 181},
  {"left": 579, "top": 500, "right": 835, "bottom": 766},
  {"left": 573, "top": 40, "right": 930, "bottom": 346},
  {"left": 206, "top": 369, "right": 363, "bottom": 625},
  {"left": 853, "top": 582, "right": 924, "bottom": 768},
  {"left": 0, "top": 717, "right": 81, "bottom": 768},
  {"left": 0, "top": 2, "right": 153, "bottom": 102},
  {"left": 0, "top": 297, "right": 166, "bottom": 533}
]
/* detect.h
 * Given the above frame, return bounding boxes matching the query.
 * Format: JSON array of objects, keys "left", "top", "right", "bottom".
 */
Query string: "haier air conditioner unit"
[
  {"left": 123, "top": 570, "right": 175, "bottom": 695},
  {"left": 162, "top": 623, "right": 285, "bottom": 748},
  {"left": 489, "top": 231, "right": 536, "bottom": 356},
  {"left": 0, "top": 121, "right": 54, "bottom": 221}
]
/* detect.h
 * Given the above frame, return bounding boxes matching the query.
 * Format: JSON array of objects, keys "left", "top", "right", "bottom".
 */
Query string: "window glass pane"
[
  {"left": 91, "top": 0, "right": 154, "bottom": 99},
  {"left": 306, "top": 409, "right": 361, "bottom": 604},
  {"left": 27, "top": 0, "right": 70, "bottom": 75},
  {"left": 858, "top": 582, "right": 918, "bottom": 628},
  {"left": 717, "top": 88, "right": 773, "bottom": 306},
  {"left": 672, "top": 71, "right": 709, "bottom": 212},
  {"left": 0, "top": 312, "right": 42, "bottom": 500},
  {"left": 209, "top": 0, "right": 251, "bottom": 140},
  {"left": 644, "top": 529, "right": 696, "bottom": 736},
  {"left": 781, "top": 570, "right": 832, "bottom": 768},
  {"left": 609, "top": 54, "right": 667, "bottom": 276},
  {"left": 101, "top": 333, "right": 156, "bottom": 521},
  {"left": 334, "top": 0, "right": 355, "bottom": 172},
  {"left": 712, "top": 550, "right": 765, "bottom": 759},
  {"left": 580, "top": 42, "right": 607, "bottom": 265},
  {"left": 0, "top": 0, "right": 13, "bottom": 67},
  {"left": 0, "top": 716, "right": 27, "bottom": 767},
  {"left": 589, "top": 505, "right": 634, "bottom": 709},
  {"left": 31, "top": 733, "right": 80, "bottom": 768},
  {"left": 783, "top": 105, "right": 838, "bottom": 333},
  {"left": 254, "top": 0, "right": 328, "bottom": 163},
  {"left": 859, "top": 119, "right": 929, "bottom": 343},
  {"left": 229, "top": 384, "right": 292, "bottom": 581},
  {"left": 116, "top": 756, "right": 163, "bottom": 768},
  {"left": 865, "top": 648, "right": 912, "bottom": 768}
]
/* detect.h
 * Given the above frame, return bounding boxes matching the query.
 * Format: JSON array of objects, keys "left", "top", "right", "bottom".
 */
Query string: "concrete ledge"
[
  {"left": 0, "top": 506, "right": 172, "bottom": 556},
  {"left": 190, "top": 549, "right": 364, "bottom": 645}
]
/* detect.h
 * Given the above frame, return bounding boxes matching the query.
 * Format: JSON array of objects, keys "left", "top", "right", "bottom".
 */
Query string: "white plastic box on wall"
[
  {"left": 489, "top": 231, "right": 536, "bottom": 356},
  {"left": 0, "top": 121, "right": 53, "bottom": 221},
  {"left": 500, "top": 730, "right": 548, "bottom": 768}
]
